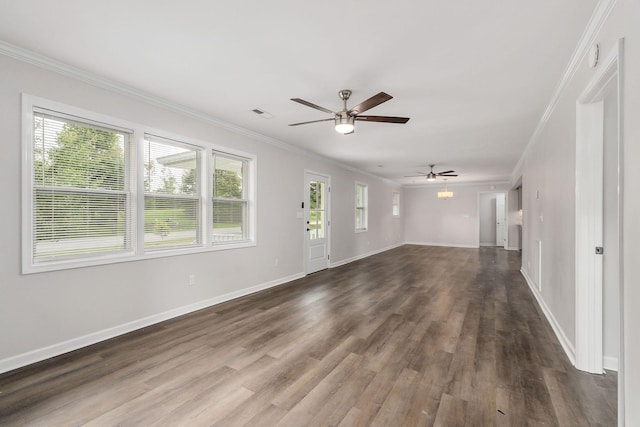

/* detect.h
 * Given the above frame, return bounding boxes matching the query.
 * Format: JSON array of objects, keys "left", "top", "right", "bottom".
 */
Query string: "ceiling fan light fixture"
[
  {"left": 426, "top": 173, "right": 437, "bottom": 181},
  {"left": 335, "top": 115, "right": 354, "bottom": 134}
]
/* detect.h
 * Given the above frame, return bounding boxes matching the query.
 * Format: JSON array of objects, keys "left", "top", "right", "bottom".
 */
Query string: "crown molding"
[
  {"left": 403, "top": 180, "right": 511, "bottom": 189},
  {"left": 510, "top": 0, "right": 617, "bottom": 184},
  {"left": 0, "top": 40, "right": 401, "bottom": 187}
]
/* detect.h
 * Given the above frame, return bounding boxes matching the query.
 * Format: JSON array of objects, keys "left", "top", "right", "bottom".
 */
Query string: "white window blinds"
[
  {"left": 32, "top": 111, "right": 131, "bottom": 262},
  {"left": 143, "top": 136, "right": 201, "bottom": 250},
  {"left": 212, "top": 153, "right": 249, "bottom": 242}
]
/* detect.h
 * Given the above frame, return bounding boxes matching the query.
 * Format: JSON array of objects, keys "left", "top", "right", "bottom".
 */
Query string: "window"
[
  {"left": 392, "top": 191, "right": 400, "bottom": 217},
  {"left": 23, "top": 95, "right": 255, "bottom": 273},
  {"left": 212, "top": 153, "right": 249, "bottom": 242},
  {"left": 144, "top": 136, "right": 201, "bottom": 250},
  {"left": 355, "top": 182, "right": 368, "bottom": 231},
  {"left": 308, "top": 179, "right": 326, "bottom": 240},
  {"left": 30, "top": 109, "right": 133, "bottom": 263}
]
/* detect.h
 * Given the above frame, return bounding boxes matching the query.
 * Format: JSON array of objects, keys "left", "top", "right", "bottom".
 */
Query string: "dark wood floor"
[{"left": 0, "top": 246, "right": 616, "bottom": 426}]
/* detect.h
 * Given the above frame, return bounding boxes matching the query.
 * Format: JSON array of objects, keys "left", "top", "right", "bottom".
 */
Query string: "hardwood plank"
[{"left": 0, "top": 246, "right": 617, "bottom": 426}]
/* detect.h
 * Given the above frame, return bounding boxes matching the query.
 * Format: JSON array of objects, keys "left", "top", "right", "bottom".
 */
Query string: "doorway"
[
  {"left": 304, "top": 171, "right": 330, "bottom": 274},
  {"left": 575, "top": 40, "right": 623, "bottom": 383},
  {"left": 478, "top": 192, "right": 507, "bottom": 248}
]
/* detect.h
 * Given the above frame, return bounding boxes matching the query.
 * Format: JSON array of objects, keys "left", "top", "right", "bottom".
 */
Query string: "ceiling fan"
[
  {"left": 405, "top": 164, "right": 458, "bottom": 181},
  {"left": 289, "top": 89, "right": 410, "bottom": 134}
]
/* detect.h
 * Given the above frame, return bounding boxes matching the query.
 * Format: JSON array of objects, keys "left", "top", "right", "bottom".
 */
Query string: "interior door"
[
  {"left": 305, "top": 172, "right": 329, "bottom": 274},
  {"left": 496, "top": 193, "right": 506, "bottom": 248}
]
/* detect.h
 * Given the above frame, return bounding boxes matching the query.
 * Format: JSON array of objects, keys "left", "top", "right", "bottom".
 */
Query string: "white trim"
[
  {"left": 575, "top": 40, "right": 622, "bottom": 375},
  {"left": 405, "top": 241, "right": 479, "bottom": 249},
  {"left": 329, "top": 243, "right": 403, "bottom": 268},
  {"left": 521, "top": 268, "right": 576, "bottom": 365},
  {"left": 510, "top": 0, "right": 618, "bottom": 185},
  {"left": 0, "top": 271, "right": 304, "bottom": 375},
  {"left": 603, "top": 356, "right": 619, "bottom": 372},
  {"left": 506, "top": 246, "right": 520, "bottom": 251},
  {"left": 404, "top": 180, "right": 510, "bottom": 189}
]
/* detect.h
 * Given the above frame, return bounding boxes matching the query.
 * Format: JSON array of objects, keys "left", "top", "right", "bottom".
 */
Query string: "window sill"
[{"left": 22, "top": 240, "right": 257, "bottom": 274}]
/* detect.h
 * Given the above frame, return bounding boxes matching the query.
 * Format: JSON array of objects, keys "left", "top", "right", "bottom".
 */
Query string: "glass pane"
[
  {"left": 144, "top": 138, "right": 197, "bottom": 196},
  {"left": 213, "top": 200, "right": 246, "bottom": 242},
  {"left": 309, "top": 181, "right": 317, "bottom": 209},
  {"left": 34, "top": 114, "right": 126, "bottom": 191},
  {"left": 317, "top": 182, "right": 324, "bottom": 210},
  {"left": 214, "top": 155, "right": 244, "bottom": 199},
  {"left": 316, "top": 210, "right": 325, "bottom": 239},
  {"left": 34, "top": 190, "right": 128, "bottom": 260},
  {"left": 144, "top": 196, "right": 199, "bottom": 250},
  {"left": 356, "top": 208, "right": 365, "bottom": 229},
  {"left": 309, "top": 209, "right": 318, "bottom": 240},
  {"left": 356, "top": 185, "right": 364, "bottom": 206}
]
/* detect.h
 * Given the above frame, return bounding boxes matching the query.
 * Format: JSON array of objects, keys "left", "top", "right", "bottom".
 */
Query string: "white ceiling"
[{"left": 0, "top": 0, "right": 599, "bottom": 185}]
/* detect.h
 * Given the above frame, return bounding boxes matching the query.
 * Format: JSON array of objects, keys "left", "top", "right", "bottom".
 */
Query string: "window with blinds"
[
  {"left": 23, "top": 95, "right": 256, "bottom": 273},
  {"left": 392, "top": 191, "right": 400, "bottom": 217},
  {"left": 355, "top": 182, "right": 368, "bottom": 231},
  {"left": 32, "top": 110, "right": 132, "bottom": 262},
  {"left": 144, "top": 136, "right": 201, "bottom": 250},
  {"left": 212, "top": 152, "right": 249, "bottom": 243}
]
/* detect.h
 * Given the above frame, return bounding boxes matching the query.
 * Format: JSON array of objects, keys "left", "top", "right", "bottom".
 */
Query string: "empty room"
[{"left": 1, "top": 0, "right": 639, "bottom": 425}]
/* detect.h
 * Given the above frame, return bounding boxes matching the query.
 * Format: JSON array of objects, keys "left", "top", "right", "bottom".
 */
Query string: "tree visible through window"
[
  {"left": 32, "top": 112, "right": 129, "bottom": 261},
  {"left": 143, "top": 136, "right": 200, "bottom": 250},
  {"left": 24, "top": 96, "right": 256, "bottom": 272},
  {"left": 212, "top": 153, "right": 248, "bottom": 242}
]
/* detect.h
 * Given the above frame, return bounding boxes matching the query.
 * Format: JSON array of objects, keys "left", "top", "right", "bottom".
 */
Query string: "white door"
[
  {"left": 305, "top": 172, "right": 329, "bottom": 274},
  {"left": 496, "top": 193, "right": 507, "bottom": 248}
]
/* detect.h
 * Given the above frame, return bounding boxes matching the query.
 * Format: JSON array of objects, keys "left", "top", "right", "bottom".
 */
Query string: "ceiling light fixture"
[
  {"left": 334, "top": 114, "right": 354, "bottom": 134},
  {"left": 426, "top": 172, "right": 437, "bottom": 181},
  {"left": 438, "top": 179, "right": 453, "bottom": 199}
]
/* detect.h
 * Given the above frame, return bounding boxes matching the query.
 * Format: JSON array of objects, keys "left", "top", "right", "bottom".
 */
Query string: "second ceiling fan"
[
  {"left": 406, "top": 164, "right": 458, "bottom": 181},
  {"left": 289, "top": 89, "right": 410, "bottom": 134}
]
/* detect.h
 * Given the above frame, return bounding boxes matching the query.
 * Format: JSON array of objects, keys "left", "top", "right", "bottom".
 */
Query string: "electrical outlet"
[{"left": 188, "top": 274, "right": 196, "bottom": 286}]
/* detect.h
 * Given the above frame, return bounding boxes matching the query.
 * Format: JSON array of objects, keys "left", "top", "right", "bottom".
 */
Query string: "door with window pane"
[{"left": 305, "top": 172, "right": 330, "bottom": 274}]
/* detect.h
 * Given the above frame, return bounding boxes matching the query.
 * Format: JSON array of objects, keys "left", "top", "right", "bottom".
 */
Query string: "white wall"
[
  {"left": 0, "top": 55, "right": 404, "bottom": 372},
  {"left": 515, "top": 0, "right": 640, "bottom": 422},
  {"left": 404, "top": 183, "right": 511, "bottom": 248},
  {"left": 622, "top": 0, "right": 640, "bottom": 422}
]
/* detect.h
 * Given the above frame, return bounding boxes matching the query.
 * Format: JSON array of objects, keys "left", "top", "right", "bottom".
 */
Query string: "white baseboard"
[
  {"left": 0, "top": 272, "right": 304, "bottom": 375},
  {"left": 480, "top": 243, "right": 497, "bottom": 247},
  {"left": 520, "top": 268, "right": 576, "bottom": 365},
  {"left": 330, "top": 243, "right": 404, "bottom": 268},
  {"left": 604, "top": 356, "right": 619, "bottom": 372},
  {"left": 405, "top": 241, "right": 479, "bottom": 249},
  {"left": 506, "top": 246, "right": 521, "bottom": 251}
]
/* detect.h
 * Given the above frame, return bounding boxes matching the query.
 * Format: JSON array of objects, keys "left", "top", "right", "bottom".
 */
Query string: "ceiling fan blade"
[
  {"left": 404, "top": 174, "right": 427, "bottom": 177},
  {"left": 439, "top": 174, "right": 458, "bottom": 177},
  {"left": 355, "top": 115, "right": 410, "bottom": 123},
  {"left": 436, "top": 170, "right": 455, "bottom": 175},
  {"left": 348, "top": 92, "right": 393, "bottom": 114},
  {"left": 291, "top": 98, "right": 335, "bottom": 115},
  {"left": 288, "top": 118, "right": 334, "bottom": 126}
]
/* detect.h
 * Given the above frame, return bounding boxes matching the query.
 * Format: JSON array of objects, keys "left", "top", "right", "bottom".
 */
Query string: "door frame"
[
  {"left": 303, "top": 170, "right": 331, "bottom": 274},
  {"left": 476, "top": 191, "right": 508, "bottom": 249},
  {"left": 574, "top": 38, "right": 624, "bottom": 385}
]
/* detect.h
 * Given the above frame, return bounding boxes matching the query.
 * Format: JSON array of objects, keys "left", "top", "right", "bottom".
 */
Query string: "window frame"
[
  {"left": 211, "top": 151, "right": 252, "bottom": 244},
  {"left": 355, "top": 182, "right": 368, "bottom": 232},
  {"left": 22, "top": 94, "right": 256, "bottom": 274},
  {"left": 392, "top": 191, "right": 400, "bottom": 217}
]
